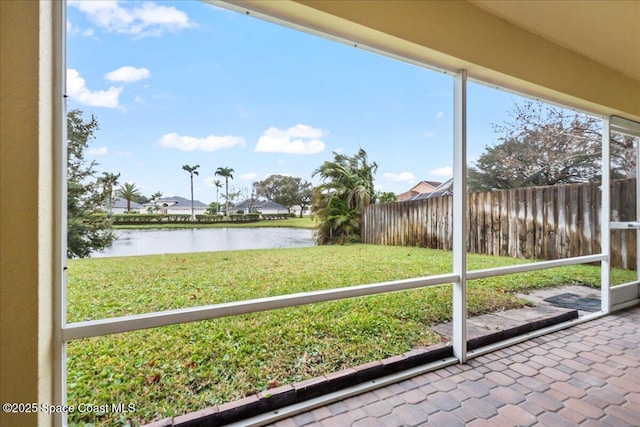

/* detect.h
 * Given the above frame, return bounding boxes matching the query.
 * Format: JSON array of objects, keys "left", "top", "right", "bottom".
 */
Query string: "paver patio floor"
[{"left": 268, "top": 306, "right": 640, "bottom": 427}]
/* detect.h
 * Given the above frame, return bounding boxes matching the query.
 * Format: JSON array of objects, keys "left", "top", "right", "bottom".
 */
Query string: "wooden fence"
[{"left": 361, "top": 179, "right": 637, "bottom": 270}]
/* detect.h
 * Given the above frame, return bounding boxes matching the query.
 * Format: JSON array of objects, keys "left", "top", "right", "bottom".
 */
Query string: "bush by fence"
[{"left": 361, "top": 179, "right": 637, "bottom": 270}]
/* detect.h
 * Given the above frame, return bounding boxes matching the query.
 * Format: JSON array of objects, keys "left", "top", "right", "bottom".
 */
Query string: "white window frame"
[{"left": 53, "top": 1, "right": 618, "bottom": 425}]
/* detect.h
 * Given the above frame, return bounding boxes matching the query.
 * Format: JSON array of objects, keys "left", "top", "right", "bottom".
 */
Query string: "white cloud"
[
  {"left": 383, "top": 172, "right": 415, "bottom": 183},
  {"left": 240, "top": 173, "right": 257, "bottom": 180},
  {"left": 429, "top": 166, "right": 453, "bottom": 177},
  {"left": 436, "top": 111, "right": 444, "bottom": 119},
  {"left": 158, "top": 132, "right": 245, "bottom": 152},
  {"left": 67, "top": 69, "right": 122, "bottom": 108},
  {"left": 88, "top": 146, "right": 108, "bottom": 156},
  {"left": 68, "top": 0, "right": 193, "bottom": 37},
  {"left": 105, "top": 66, "right": 150, "bottom": 82},
  {"left": 255, "top": 124, "right": 326, "bottom": 154}
]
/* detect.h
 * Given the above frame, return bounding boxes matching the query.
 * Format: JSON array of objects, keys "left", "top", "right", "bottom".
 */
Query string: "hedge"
[
  {"left": 112, "top": 213, "right": 264, "bottom": 224},
  {"left": 112, "top": 214, "right": 191, "bottom": 224}
]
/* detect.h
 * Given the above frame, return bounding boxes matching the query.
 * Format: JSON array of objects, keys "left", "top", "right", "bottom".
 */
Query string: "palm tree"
[
  {"left": 212, "top": 179, "right": 222, "bottom": 213},
  {"left": 118, "top": 182, "right": 141, "bottom": 213},
  {"left": 98, "top": 172, "right": 120, "bottom": 216},
  {"left": 182, "top": 164, "right": 200, "bottom": 221},
  {"left": 312, "top": 149, "right": 377, "bottom": 244},
  {"left": 214, "top": 167, "right": 234, "bottom": 215},
  {"left": 150, "top": 191, "right": 163, "bottom": 202},
  {"left": 148, "top": 191, "right": 163, "bottom": 214}
]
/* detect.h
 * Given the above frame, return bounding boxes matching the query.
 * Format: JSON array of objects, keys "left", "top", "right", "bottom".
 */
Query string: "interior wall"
[{"left": 0, "top": 1, "right": 54, "bottom": 426}]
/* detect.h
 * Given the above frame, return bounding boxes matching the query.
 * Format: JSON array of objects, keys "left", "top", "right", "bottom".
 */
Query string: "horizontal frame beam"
[
  {"left": 63, "top": 273, "right": 458, "bottom": 341},
  {"left": 64, "top": 253, "right": 607, "bottom": 342},
  {"left": 466, "top": 254, "right": 606, "bottom": 281}
]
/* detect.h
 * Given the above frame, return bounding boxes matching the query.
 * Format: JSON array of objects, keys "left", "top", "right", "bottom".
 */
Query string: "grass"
[
  {"left": 113, "top": 216, "right": 316, "bottom": 230},
  {"left": 66, "top": 244, "right": 636, "bottom": 426}
]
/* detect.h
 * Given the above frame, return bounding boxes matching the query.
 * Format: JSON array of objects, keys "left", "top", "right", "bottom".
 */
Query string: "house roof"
[
  {"left": 259, "top": 200, "right": 288, "bottom": 210},
  {"left": 418, "top": 180, "right": 442, "bottom": 189},
  {"left": 112, "top": 197, "right": 142, "bottom": 209},
  {"left": 156, "top": 196, "right": 208, "bottom": 208},
  {"left": 397, "top": 180, "right": 444, "bottom": 201},
  {"left": 406, "top": 179, "right": 453, "bottom": 201}
]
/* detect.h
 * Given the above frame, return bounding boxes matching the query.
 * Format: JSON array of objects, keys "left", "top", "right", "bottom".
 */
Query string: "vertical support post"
[
  {"left": 453, "top": 70, "right": 468, "bottom": 362},
  {"left": 601, "top": 117, "right": 611, "bottom": 314},
  {"left": 53, "top": 1, "right": 67, "bottom": 426}
]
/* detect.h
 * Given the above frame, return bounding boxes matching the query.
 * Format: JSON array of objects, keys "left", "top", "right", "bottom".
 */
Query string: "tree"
[
  {"left": 97, "top": 172, "right": 120, "bottom": 216},
  {"left": 253, "top": 174, "right": 314, "bottom": 217},
  {"left": 468, "top": 101, "right": 636, "bottom": 191},
  {"left": 215, "top": 167, "right": 234, "bottom": 215},
  {"left": 206, "top": 201, "right": 222, "bottom": 215},
  {"left": 212, "top": 179, "right": 222, "bottom": 210},
  {"left": 150, "top": 191, "right": 163, "bottom": 202},
  {"left": 118, "top": 182, "right": 141, "bottom": 213},
  {"left": 67, "top": 109, "right": 116, "bottom": 258},
  {"left": 182, "top": 164, "right": 200, "bottom": 221},
  {"left": 312, "top": 148, "right": 377, "bottom": 244},
  {"left": 376, "top": 191, "right": 397, "bottom": 203}
]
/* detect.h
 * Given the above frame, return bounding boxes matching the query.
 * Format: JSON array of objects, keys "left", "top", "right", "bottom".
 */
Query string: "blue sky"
[{"left": 67, "top": 0, "right": 523, "bottom": 204}]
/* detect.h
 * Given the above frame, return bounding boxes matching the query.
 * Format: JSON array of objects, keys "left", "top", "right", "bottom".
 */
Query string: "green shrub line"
[
  {"left": 66, "top": 245, "right": 636, "bottom": 426},
  {"left": 111, "top": 212, "right": 291, "bottom": 225},
  {"left": 112, "top": 216, "right": 315, "bottom": 230}
]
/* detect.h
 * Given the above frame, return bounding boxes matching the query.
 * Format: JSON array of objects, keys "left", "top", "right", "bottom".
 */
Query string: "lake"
[{"left": 91, "top": 228, "right": 315, "bottom": 258}]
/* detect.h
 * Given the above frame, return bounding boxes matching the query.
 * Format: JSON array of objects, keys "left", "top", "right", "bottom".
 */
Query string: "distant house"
[
  {"left": 109, "top": 197, "right": 142, "bottom": 214},
  {"left": 406, "top": 178, "right": 452, "bottom": 201},
  {"left": 396, "top": 181, "right": 442, "bottom": 202},
  {"left": 290, "top": 205, "right": 312, "bottom": 217},
  {"left": 234, "top": 199, "right": 289, "bottom": 215},
  {"left": 148, "top": 196, "right": 209, "bottom": 216}
]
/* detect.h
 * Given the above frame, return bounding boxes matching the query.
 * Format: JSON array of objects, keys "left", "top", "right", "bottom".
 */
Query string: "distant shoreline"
[{"left": 112, "top": 217, "right": 315, "bottom": 230}]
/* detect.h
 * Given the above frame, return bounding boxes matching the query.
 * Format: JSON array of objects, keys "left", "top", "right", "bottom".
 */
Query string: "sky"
[{"left": 66, "top": 0, "right": 525, "bottom": 205}]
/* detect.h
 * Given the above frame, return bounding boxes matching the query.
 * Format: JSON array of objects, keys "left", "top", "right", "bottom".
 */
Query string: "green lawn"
[{"left": 66, "top": 244, "right": 635, "bottom": 426}]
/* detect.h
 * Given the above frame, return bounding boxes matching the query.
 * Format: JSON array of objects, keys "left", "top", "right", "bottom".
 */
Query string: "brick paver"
[{"left": 266, "top": 307, "right": 640, "bottom": 426}]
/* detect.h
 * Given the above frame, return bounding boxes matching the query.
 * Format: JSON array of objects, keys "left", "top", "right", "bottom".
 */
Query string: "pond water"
[{"left": 91, "top": 228, "right": 315, "bottom": 258}]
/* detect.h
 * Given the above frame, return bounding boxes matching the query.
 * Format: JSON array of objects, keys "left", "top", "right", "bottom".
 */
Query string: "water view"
[{"left": 91, "top": 228, "right": 315, "bottom": 257}]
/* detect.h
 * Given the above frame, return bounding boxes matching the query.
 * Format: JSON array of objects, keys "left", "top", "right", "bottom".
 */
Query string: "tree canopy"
[
  {"left": 182, "top": 164, "right": 200, "bottom": 220},
  {"left": 312, "top": 148, "right": 377, "bottom": 244},
  {"left": 215, "top": 167, "right": 234, "bottom": 215},
  {"left": 468, "top": 101, "right": 638, "bottom": 192},
  {"left": 118, "top": 182, "right": 142, "bottom": 213},
  {"left": 97, "top": 172, "right": 120, "bottom": 216},
  {"left": 67, "top": 109, "right": 116, "bottom": 258},
  {"left": 253, "top": 174, "right": 313, "bottom": 217}
]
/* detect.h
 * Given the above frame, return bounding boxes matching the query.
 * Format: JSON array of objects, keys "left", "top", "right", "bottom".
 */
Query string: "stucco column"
[{"left": 1, "top": 1, "right": 57, "bottom": 426}]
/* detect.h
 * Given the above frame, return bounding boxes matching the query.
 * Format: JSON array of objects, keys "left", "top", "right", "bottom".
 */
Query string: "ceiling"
[{"left": 470, "top": 0, "right": 640, "bottom": 83}]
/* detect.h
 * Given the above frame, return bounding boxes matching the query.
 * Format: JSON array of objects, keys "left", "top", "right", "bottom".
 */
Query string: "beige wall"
[
  {"left": 1, "top": 1, "right": 55, "bottom": 426},
  {"left": 1, "top": 1, "right": 638, "bottom": 426}
]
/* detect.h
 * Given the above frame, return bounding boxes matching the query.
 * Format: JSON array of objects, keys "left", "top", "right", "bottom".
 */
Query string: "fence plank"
[{"left": 362, "top": 179, "right": 636, "bottom": 270}]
